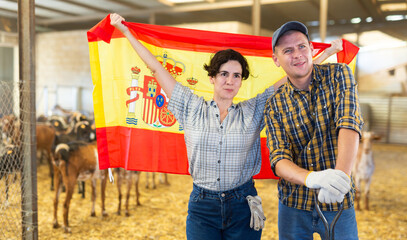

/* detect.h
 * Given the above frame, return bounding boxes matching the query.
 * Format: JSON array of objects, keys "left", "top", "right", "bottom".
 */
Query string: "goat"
[
  {"left": 0, "top": 145, "right": 21, "bottom": 204},
  {"left": 52, "top": 120, "right": 94, "bottom": 198},
  {"left": 36, "top": 124, "right": 56, "bottom": 190},
  {"left": 145, "top": 172, "right": 170, "bottom": 189},
  {"left": 53, "top": 121, "right": 93, "bottom": 146},
  {"left": 353, "top": 131, "right": 380, "bottom": 211},
  {"left": 52, "top": 141, "right": 108, "bottom": 233},
  {"left": 50, "top": 115, "right": 69, "bottom": 134},
  {"left": 1, "top": 114, "right": 21, "bottom": 147},
  {"left": 115, "top": 168, "right": 141, "bottom": 216}
]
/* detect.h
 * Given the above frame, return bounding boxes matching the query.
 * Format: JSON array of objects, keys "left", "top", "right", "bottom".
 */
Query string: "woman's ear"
[{"left": 209, "top": 76, "right": 215, "bottom": 84}]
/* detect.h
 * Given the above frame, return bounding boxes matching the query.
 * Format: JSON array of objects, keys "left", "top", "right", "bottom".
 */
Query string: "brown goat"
[
  {"left": 36, "top": 124, "right": 56, "bottom": 190},
  {"left": 1, "top": 115, "right": 21, "bottom": 147},
  {"left": 52, "top": 141, "right": 108, "bottom": 233},
  {"left": 353, "top": 131, "right": 380, "bottom": 211},
  {"left": 145, "top": 172, "right": 170, "bottom": 189},
  {"left": 116, "top": 168, "right": 141, "bottom": 216}
]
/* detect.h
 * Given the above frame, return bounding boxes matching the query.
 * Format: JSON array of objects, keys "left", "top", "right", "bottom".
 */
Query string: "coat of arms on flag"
[{"left": 125, "top": 51, "right": 185, "bottom": 129}]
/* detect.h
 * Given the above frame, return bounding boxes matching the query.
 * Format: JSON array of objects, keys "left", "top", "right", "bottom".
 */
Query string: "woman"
[{"left": 110, "top": 13, "right": 341, "bottom": 240}]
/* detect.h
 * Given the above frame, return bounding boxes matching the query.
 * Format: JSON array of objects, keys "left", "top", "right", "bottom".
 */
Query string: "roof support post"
[
  {"left": 252, "top": 0, "right": 261, "bottom": 36},
  {"left": 319, "top": 0, "right": 328, "bottom": 42},
  {"left": 18, "top": 0, "right": 38, "bottom": 238}
]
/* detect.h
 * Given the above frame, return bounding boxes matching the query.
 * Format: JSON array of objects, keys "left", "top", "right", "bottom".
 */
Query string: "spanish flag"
[{"left": 87, "top": 15, "right": 359, "bottom": 179}]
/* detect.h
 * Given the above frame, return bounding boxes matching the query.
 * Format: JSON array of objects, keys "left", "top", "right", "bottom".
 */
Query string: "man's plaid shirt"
[{"left": 264, "top": 63, "right": 364, "bottom": 211}]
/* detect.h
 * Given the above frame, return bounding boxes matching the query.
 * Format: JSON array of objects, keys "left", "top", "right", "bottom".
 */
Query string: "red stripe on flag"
[
  {"left": 96, "top": 126, "right": 189, "bottom": 174},
  {"left": 96, "top": 126, "right": 279, "bottom": 179}
]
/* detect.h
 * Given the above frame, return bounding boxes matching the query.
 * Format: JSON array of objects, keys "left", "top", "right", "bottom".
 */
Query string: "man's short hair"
[{"left": 272, "top": 21, "right": 309, "bottom": 52}]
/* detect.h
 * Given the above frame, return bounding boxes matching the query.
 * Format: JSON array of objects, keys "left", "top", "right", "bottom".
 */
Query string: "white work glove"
[
  {"left": 246, "top": 195, "right": 266, "bottom": 231},
  {"left": 317, "top": 188, "right": 345, "bottom": 204},
  {"left": 305, "top": 169, "right": 351, "bottom": 196}
]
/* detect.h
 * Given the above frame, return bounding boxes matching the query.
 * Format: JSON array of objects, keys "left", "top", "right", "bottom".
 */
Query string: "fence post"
[{"left": 18, "top": 0, "right": 38, "bottom": 239}]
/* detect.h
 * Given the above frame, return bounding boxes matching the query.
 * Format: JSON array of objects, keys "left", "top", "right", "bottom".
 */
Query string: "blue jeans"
[
  {"left": 278, "top": 201, "right": 359, "bottom": 240},
  {"left": 186, "top": 180, "right": 262, "bottom": 240}
]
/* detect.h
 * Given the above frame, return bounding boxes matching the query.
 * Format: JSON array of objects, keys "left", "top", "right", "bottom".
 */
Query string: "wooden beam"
[
  {"left": 319, "top": 0, "right": 328, "bottom": 42},
  {"left": 37, "top": 0, "right": 305, "bottom": 25},
  {"left": 252, "top": 0, "right": 261, "bottom": 36}
]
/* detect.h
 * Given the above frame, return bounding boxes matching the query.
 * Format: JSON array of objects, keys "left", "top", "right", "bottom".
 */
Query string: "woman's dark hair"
[{"left": 203, "top": 49, "right": 250, "bottom": 80}]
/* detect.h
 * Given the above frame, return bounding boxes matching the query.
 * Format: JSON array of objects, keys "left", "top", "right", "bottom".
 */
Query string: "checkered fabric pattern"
[
  {"left": 168, "top": 82, "right": 274, "bottom": 191},
  {"left": 264, "top": 63, "right": 364, "bottom": 211}
]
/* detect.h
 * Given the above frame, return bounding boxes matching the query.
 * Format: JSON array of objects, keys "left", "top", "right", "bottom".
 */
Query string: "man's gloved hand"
[
  {"left": 317, "top": 188, "right": 345, "bottom": 204},
  {"left": 246, "top": 195, "right": 266, "bottom": 231},
  {"left": 305, "top": 169, "right": 351, "bottom": 195}
]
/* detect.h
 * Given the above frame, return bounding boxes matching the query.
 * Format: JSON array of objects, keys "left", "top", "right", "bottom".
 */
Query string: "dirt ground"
[{"left": 29, "top": 143, "right": 407, "bottom": 239}]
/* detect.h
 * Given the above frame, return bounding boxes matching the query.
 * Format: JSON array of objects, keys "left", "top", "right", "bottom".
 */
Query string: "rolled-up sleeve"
[
  {"left": 334, "top": 63, "right": 364, "bottom": 138},
  {"left": 264, "top": 97, "right": 293, "bottom": 177},
  {"left": 167, "top": 82, "right": 194, "bottom": 126}
]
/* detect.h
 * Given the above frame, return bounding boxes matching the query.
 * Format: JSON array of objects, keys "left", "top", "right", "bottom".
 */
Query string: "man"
[{"left": 264, "top": 21, "right": 363, "bottom": 239}]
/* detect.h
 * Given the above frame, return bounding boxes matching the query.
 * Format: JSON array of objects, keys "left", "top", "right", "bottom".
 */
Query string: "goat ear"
[{"left": 373, "top": 135, "right": 381, "bottom": 140}]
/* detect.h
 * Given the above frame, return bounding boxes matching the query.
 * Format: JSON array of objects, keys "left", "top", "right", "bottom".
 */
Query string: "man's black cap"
[{"left": 272, "top": 21, "right": 309, "bottom": 52}]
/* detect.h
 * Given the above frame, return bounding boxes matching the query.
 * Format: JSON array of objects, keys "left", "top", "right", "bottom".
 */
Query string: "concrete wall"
[
  {"left": 171, "top": 21, "right": 273, "bottom": 36},
  {"left": 36, "top": 30, "right": 93, "bottom": 116},
  {"left": 356, "top": 44, "right": 407, "bottom": 95}
]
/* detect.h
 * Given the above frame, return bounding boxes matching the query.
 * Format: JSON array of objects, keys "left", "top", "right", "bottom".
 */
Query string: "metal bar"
[
  {"left": 18, "top": 0, "right": 38, "bottom": 239},
  {"left": 313, "top": 190, "right": 344, "bottom": 240}
]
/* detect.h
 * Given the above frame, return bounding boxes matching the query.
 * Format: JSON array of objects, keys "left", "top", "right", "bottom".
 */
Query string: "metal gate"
[{"left": 0, "top": 65, "right": 37, "bottom": 239}]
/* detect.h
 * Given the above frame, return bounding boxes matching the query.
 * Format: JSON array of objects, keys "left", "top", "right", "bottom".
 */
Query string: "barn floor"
[{"left": 30, "top": 143, "right": 406, "bottom": 239}]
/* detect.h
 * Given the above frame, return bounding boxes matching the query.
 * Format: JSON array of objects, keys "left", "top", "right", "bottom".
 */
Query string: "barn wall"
[
  {"left": 360, "top": 94, "right": 407, "bottom": 144},
  {"left": 36, "top": 30, "right": 93, "bottom": 116}
]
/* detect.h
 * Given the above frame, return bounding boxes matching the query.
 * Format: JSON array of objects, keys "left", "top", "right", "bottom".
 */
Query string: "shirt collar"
[
  {"left": 285, "top": 64, "right": 321, "bottom": 95},
  {"left": 209, "top": 100, "right": 238, "bottom": 110}
]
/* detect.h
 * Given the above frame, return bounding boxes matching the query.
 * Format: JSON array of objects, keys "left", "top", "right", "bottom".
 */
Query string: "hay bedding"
[{"left": 32, "top": 143, "right": 406, "bottom": 239}]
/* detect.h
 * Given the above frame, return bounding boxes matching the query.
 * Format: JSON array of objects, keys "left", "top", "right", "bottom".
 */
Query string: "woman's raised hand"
[
  {"left": 325, "top": 39, "right": 343, "bottom": 56},
  {"left": 110, "top": 13, "right": 129, "bottom": 34}
]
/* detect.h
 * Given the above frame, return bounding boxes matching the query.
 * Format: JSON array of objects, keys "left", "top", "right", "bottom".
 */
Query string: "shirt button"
[
  {"left": 221, "top": 193, "right": 225, "bottom": 197},
  {"left": 219, "top": 141, "right": 222, "bottom": 145},
  {"left": 308, "top": 147, "right": 311, "bottom": 150},
  {"left": 218, "top": 160, "right": 221, "bottom": 163},
  {"left": 220, "top": 126, "right": 223, "bottom": 129},
  {"left": 217, "top": 178, "right": 220, "bottom": 181},
  {"left": 216, "top": 114, "right": 219, "bottom": 117}
]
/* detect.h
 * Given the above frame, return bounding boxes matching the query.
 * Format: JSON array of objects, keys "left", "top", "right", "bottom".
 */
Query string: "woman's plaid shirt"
[
  {"left": 264, "top": 63, "right": 364, "bottom": 211},
  {"left": 168, "top": 82, "right": 274, "bottom": 192}
]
